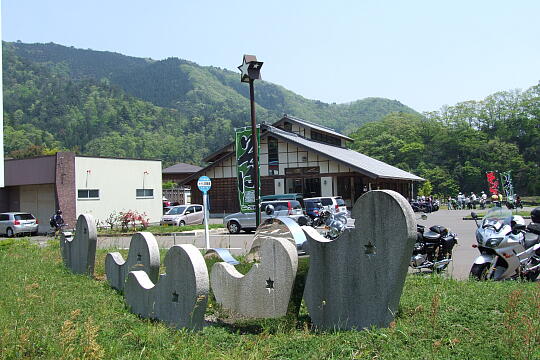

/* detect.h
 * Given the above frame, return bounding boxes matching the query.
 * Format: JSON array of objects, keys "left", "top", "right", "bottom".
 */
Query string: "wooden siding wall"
[
  {"left": 189, "top": 177, "right": 275, "bottom": 214},
  {"left": 204, "top": 138, "right": 353, "bottom": 180}
]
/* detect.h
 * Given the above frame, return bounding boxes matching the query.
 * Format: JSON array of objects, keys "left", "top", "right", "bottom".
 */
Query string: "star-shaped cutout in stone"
[
  {"left": 265, "top": 278, "right": 274, "bottom": 291},
  {"left": 364, "top": 241, "right": 377, "bottom": 255}
]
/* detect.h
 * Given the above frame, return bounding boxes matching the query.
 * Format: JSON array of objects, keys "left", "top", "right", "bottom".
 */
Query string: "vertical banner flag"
[
  {"left": 486, "top": 171, "right": 499, "bottom": 195},
  {"left": 236, "top": 127, "right": 260, "bottom": 213},
  {"left": 500, "top": 171, "right": 514, "bottom": 201}
]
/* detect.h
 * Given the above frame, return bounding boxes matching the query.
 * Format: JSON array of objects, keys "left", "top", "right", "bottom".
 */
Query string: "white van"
[{"left": 303, "top": 196, "right": 347, "bottom": 215}]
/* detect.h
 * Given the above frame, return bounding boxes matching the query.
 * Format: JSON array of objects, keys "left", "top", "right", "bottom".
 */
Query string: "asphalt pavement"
[
  {"left": 10, "top": 206, "right": 536, "bottom": 281},
  {"left": 416, "top": 206, "right": 536, "bottom": 280}
]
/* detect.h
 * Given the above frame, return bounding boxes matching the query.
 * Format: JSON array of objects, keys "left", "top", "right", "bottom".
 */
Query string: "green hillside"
[
  {"left": 348, "top": 87, "right": 540, "bottom": 195},
  {"left": 9, "top": 41, "right": 418, "bottom": 134},
  {"left": 3, "top": 41, "right": 538, "bottom": 194}
]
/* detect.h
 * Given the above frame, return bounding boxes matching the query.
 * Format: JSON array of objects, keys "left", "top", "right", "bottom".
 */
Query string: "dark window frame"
[
  {"left": 311, "top": 130, "right": 342, "bottom": 146},
  {"left": 78, "top": 189, "right": 100, "bottom": 199},
  {"left": 136, "top": 189, "right": 154, "bottom": 198},
  {"left": 268, "top": 136, "right": 279, "bottom": 175}
]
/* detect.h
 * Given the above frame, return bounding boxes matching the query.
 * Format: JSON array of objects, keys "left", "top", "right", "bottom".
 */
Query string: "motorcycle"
[
  {"left": 479, "top": 198, "right": 486, "bottom": 210},
  {"left": 470, "top": 207, "right": 540, "bottom": 281},
  {"left": 410, "top": 215, "right": 458, "bottom": 272},
  {"left": 304, "top": 201, "right": 325, "bottom": 228},
  {"left": 320, "top": 210, "right": 348, "bottom": 239}
]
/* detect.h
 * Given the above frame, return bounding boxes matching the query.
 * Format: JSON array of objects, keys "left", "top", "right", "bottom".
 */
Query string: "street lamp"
[{"left": 238, "top": 55, "right": 263, "bottom": 227}]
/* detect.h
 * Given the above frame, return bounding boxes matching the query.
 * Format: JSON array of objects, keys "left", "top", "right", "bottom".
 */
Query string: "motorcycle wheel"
[
  {"left": 470, "top": 263, "right": 491, "bottom": 280},
  {"left": 525, "top": 270, "right": 540, "bottom": 282},
  {"left": 435, "top": 256, "right": 451, "bottom": 273},
  {"left": 525, "top": 258, "right": 540, "bottom": 281}
]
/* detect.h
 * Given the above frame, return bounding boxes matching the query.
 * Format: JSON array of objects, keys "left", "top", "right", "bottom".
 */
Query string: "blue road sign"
[{"left": 197, "top": 176, "right": 212, "bottom": 193}]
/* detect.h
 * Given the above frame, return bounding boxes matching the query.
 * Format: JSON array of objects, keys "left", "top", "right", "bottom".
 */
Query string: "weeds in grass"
[
  {"left": 59, "top": 310, "right": 104, "bottom": 360},
  {"left": 2, "top": 240, "right": 540, "bottom": 359},
  {"left": 503, "top": 286, "right": 540, "bottom": 360}
]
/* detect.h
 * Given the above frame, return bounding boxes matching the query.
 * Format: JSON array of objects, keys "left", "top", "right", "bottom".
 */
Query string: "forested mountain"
[
  {"left": 9, "top": 42, "right": 417, "bottom": 135},
  {"left": 4, "top": 42, "right": 538, "bottom": 194},
  {"left": 349, "top": 86, "right": 540, "bottom": 195}
]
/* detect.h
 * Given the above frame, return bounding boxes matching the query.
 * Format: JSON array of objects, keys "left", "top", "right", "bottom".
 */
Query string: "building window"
[
  {"left": 268, "top": 136, "right": 279, "bottom": 175},
  {"left": 78, "top": 189, "right": 100, "bottom": 199},
  {"left": 311, "top": 130, "right": 341, "bottom": 146},
  {"left": 136, "top": 189, "right": 154, "bottom": 198}
]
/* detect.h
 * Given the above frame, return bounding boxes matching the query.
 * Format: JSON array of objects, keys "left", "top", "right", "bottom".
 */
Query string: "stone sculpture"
[
  {"left": 302, "top": 190, "right": 416, "bottom": 330},
  {"left": 60, "top": 214, "right": 97, "bottom": 276},
  {"left": 211, "top": 218, "right": 299, "bottom": 318},
  {"left": 247, "top": 216, "right": 306, "bottom": 259},
  {"left": 124, "top": 244, "right": 209, "bottom": 330},
  {"left": 105, "top": 232, "right": 160, "bottom": 291}
]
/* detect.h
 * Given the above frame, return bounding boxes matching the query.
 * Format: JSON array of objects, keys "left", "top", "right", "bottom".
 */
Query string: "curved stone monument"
[
  {"left": 105, "top": 232, "right": 160, "bottom": 291},
  {"left": 124, "top": 244, "right": 209, "bottom": 330},
  {"left": 211, "top": 218, "right": 299, "bottom": 318},
  {"left": 302, "top": 190, "right": 416, "bottom": 330},
  {"left": 60, "top": 214, "right": 97, "bottom": 276}
]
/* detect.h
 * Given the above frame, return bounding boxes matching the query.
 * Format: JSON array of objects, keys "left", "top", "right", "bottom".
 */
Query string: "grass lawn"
[
  {"left": 1, "top": 238, "right": 539, "bottom": 359},
  {"left": 462, "top": 210, "right": 531, "bottom": 220}
]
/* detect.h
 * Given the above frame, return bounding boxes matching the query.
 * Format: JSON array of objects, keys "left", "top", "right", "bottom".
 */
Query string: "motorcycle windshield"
[{"left": 482, "top": 207, "right": 512, "bottom": 232}]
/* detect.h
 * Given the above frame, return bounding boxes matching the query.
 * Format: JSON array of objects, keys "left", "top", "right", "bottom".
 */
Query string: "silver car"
[
  {"left": 224, "top": 200, "right": 304, "bottom": 234},
  {"left": 160, "top": 204, "right": 205, "bottom": 226},
  {"left": 0, "top": 212, "right": 39, "bottom": 237}
]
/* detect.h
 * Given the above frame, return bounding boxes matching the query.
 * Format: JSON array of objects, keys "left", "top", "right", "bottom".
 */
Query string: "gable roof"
[
  {"left": 275, "top": 114, "right": 354, "bottom": 142},
  {"left": 163, "top": 163, "right": 202, "bottom": 174},
  {"left": 182, "top": 124, "right": 423, "bottom": 183},
  {"left": 265, "top": 125, "right": 423, "bottom": 181}
]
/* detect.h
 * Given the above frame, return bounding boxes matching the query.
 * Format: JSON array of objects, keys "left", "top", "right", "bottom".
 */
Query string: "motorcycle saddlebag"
[
  {"left": 527, "top": 223, "right": 540, "bottom": 235},
  {"left": 429, "top": 225, "right": 448, "bottom": 236},
  {"left": 441, "top": 235, "right": 457, "bottom": 253}
]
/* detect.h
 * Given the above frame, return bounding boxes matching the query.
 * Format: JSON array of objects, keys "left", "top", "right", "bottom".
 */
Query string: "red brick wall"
[{"left": 55, "top": 152, "right": 76, "bottom": 227}]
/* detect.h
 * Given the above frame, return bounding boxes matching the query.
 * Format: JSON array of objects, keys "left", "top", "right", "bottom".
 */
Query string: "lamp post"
[{"left": 238, "top": 55, "right": 263, "bottom": 227}]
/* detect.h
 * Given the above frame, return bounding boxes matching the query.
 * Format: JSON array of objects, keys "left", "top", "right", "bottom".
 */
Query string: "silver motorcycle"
[{"left": 470, "top": 207, "right": 540, "bottom": 281}]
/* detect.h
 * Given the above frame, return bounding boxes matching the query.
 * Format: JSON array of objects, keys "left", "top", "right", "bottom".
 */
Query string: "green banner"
[
  {"left": 500, "top": 171, "right": 514, "bottom": 201},
  {"left": 236, "top": 127, "right": 260, "bottom": 213}
]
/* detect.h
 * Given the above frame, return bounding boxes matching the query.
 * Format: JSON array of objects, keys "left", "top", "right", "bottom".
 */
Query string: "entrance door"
[
  {"left": 304, "top": 178, "right": 321, "bottom": 198},
  {"left": 285, "top": 178, "right": 321, "bottom": 198}
]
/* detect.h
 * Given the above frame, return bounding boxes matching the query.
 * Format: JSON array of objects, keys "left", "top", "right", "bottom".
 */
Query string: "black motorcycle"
[{"left": 410, "top": 224, "right": 458, "bottom": 272}]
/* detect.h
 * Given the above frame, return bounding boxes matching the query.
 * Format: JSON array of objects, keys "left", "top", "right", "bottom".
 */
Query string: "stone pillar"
[{"left": 55, "top": 152, "right": 76, "bottom": 227}]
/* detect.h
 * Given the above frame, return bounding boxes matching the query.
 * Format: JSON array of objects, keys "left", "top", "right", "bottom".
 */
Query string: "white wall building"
[
  {"left": 1, "top": 153, "right": 162, "bottom": 232},
  {"left": 75, "top": 156, "right": 162, "bottom": 225}
]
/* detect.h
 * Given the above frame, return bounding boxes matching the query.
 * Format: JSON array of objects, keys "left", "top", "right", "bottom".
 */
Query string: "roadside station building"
[
  {"left": 0, "top": 152, "right": 162, "bottom": 233},
  {"left": 183, "top": 115, "right": 424, "bottom": 214}
]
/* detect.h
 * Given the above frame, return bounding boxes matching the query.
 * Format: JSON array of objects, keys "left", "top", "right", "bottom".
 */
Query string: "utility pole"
[{"left": 238, "top": 55, "right": 263, "bottom": 226}]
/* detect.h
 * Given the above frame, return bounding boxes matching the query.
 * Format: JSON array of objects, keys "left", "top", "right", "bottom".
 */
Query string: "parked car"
[
  {"left": 304, "top": 196, "right": 347, "bottom": 215},
  {"left": 163, "top": 206, "right": 174, "bottom": 215},
  {"left": 0, "top": 212, "right": 39, "bottom": 237},
  {"left": 261, "top": 193, "right": 304, "bottom": 206},
  {"left": 224, "top": 200, "right": 304, "bottom": 234},
  {"left": 162, "top": 197, "right": 171, "bottom": 208},
  {"left": 304, "top": 199, "right": 324, "bottom": 219},
  {"left": 160, "top": 204, "right": 204, "bottom": 226}
]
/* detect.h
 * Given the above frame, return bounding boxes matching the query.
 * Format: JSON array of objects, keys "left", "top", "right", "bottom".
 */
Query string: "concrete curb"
[{"left": 96, "top": 228, "right": 227, "bottom": 237}]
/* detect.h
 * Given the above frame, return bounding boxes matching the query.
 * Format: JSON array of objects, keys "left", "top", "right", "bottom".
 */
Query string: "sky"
[{"left": 2, "top": 0, "right": 539, "bottom": 112}]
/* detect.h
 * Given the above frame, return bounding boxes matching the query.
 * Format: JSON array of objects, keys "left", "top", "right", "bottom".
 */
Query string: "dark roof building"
[
  {"left": 162, "top": 163, "right": 202, "bottom": 183},
  {"left": 183, "top": 114, "right": 423, "bottom": 214}
]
